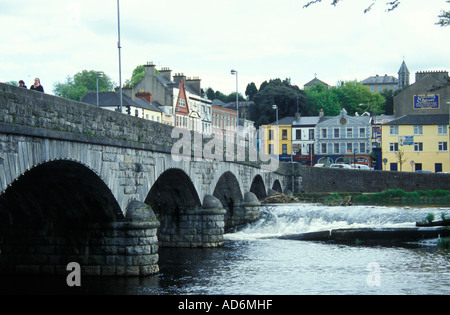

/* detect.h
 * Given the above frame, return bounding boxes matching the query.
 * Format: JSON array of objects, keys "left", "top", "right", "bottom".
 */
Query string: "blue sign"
[{"left": 414, "top": 95, "right": 440, "bottom": 109}]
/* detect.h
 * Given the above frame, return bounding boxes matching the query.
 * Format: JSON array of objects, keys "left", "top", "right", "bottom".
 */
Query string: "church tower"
[{"left": 398, "top": 60, "right": 410, "bottom": 90}]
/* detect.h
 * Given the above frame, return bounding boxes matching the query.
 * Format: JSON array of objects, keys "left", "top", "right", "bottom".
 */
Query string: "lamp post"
[
  {"left": 272, "top": 104, "right": 278, "bottom": 157},
  {"left": 117, "top": 0, "right": 123, "bottom": 113},
  {"left": 231, "top": 69, "right": 238, "bottom": 132},
  {"left": 96, "top": 72, "right": 103, "bottom": 107}
]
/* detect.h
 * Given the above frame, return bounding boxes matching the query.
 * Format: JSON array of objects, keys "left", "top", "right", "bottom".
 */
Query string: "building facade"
[
  {"left": 262, "top": 117, "right": 295, "bottom": 161},
  {"left": 292, "top": 114, "right": 320, "bottom": 165},
  {"left": 381, "top": 115, "right": 449, "bottom": 172},
  {"left": 315, "top": 109, "right": 373, "bottom": 166}
]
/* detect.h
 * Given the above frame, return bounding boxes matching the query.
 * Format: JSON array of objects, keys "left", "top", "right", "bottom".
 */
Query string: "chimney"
[
  {"left": 295, "top": 112, "right": 301, "bottom": 121},
  {"left": 160, "top": 67, "right": 172, "bottom": 81},
  {"left": 173, "top": 73, "right": 186, "bottom": 85},
  {"left": 135, "top": 91, "right": 152, "bottom": 103},
  {"left": 319, "top": 109, "right": 324, "bottom": 118},
  {"left": 144, "top": 62, "right": 156, "bottom": 77},
  {"left": 186, "top": 77, "right": 202, "bottom": 96}
]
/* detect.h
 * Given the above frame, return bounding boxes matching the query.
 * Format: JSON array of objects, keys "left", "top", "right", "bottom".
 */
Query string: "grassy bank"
[
  {"left": 352, "top": 189, "right": 450, "bottom": 206},
  {"left": 295, "top": 189, "right": 450, "bottom": 206}
]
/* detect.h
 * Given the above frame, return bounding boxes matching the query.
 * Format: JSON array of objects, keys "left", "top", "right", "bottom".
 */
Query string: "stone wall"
[{"left": 281, "top": 163, "right": 450, "bottom": 193}]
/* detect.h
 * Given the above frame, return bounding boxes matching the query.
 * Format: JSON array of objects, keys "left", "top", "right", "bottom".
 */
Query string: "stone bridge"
[{"left": 0, "top": 83, "right": 287, "bottom": 276}]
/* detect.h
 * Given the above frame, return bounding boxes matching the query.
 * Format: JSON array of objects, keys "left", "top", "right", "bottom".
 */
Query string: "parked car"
[
  {"left": 313, "top": 163, "right": 326, "bottom": 167},
  {"left": 351, "top": 164, "right": 371, "bottom": 170},
  {"left": 330, "top": 164, "right": 352, "bottom": 169}
]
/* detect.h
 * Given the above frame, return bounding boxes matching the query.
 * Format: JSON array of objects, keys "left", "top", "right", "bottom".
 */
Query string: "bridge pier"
[
  {"left": 158, "top": 195, "right": 226, "bottom": 248},
  {"left": 0, "top": 200, "right": 160, "bottom": 276}
]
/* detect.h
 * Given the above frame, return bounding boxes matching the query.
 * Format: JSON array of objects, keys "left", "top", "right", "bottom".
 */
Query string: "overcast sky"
[{"left": 1, "top": 0, "right": 449, "bottom": 96}]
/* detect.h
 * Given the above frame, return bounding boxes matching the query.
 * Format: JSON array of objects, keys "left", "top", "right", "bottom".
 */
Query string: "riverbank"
[{"left": 263, "top": 189, "right": 450, "bottom": 207}]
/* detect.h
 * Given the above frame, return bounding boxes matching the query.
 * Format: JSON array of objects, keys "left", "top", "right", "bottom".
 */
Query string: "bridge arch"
[
  {"left": 250, "top": 174, "right": 267, "bottom": 201},
  {"left": 0, "top": 159, "right": 123, "bottom": 229},
  {"left": 145, "top": 168, "right": 202, "bottom": 247},
  {"left": 272, "top": 179, "right": 282, "bottom": 193},
  {"left": 212, "top": 171, "right": 243, "bottom": 229}
]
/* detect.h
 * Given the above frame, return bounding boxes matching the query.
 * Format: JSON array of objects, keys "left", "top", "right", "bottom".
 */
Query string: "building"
[
  {"left": 304, "top": 76, "right": 331, "bottom": 90},
  {"left": 292, "top": 113, "right": 320, "bottom": 165},
  {"left": 393, "top": 70, "right": 450, "bottom": 118},
  {"left": 122, "top": 62, "right": 212, "bottom": 132},
  {"left": 382, "top": 69, "right": 450, "bottom": 173},
  {"left": 361, "top": 74, "right": 399, "bottom": 92},
  {"left": 211, "top": 104, "right": 237, "bottom": 143},
  {"left": 381, "top": 115, "right": 449, "bottom": 172},
  {"left": 315, "top": 108, "right": 373, "bottom": 166},
  {"left": 262, "top": 117, "right": 296, "bottom": 161},
  {"left": 81, "top": 91, "right": 162, "bottom": 123},
  {"left": 398, "top": 60, "right": 410, "bottom": 90}
]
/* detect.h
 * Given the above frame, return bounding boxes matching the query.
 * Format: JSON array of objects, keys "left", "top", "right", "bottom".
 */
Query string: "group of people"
[{"left": 18, "top": 78, "right": 44, "bottom": 92}]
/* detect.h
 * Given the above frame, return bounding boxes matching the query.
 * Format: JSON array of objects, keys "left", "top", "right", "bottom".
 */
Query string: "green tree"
[
  {"left": 249, "top": 78, "right": 308, "bottom": 127},
  {"left": 245, "top": 82, "right": 258, "bottom": 101},
  {"left": 304, "top": 84, "right": 341, "bottom": 116},
  {"left": 125, "top": 65, "right": 145, "bottom": 86},
  {"left": 331, "top": 81, "right": 385, "bottom": 116},
  {"left": 53, "top": 70, "right": 114, "bottom": 101}
]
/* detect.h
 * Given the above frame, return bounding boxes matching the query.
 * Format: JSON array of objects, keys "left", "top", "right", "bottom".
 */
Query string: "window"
[
  {"left": 390, "top": 126, "right": 399, "bottom": 135},
  {"left": 178, "top": 99, "right": 186, "bottom": 107},
  {"left": 334, "top": 143, "right": 340, "bottom": 154},
  {"left": 269, "top": 130, "right": 273, "bottom": 140},
  {"left": 334, "top": 128, "right": 340, "bottom": 138},
  {"left": 282, "top": 144, "right": 287, "bottom": 155},
  {"left": 309, "top": 129, "right": 314, "bottom": 140},
  {"left": 414, "top": 125, "right": 423, "bottom": 135},
  {"left": 359, "top": 128, "right": 366, "bottom": 138},
  {"left": 321, "top": 143, "right": 327, "bottom": 154},
  {"left": 346, "top": 127, "right": 353, "bottom": 138},
  {"left": 435, "top": 163, "right": 443, "bottom": 173},
  {"left": 414, "top": 142, "right": 423, "bottom": 152},
  {"left": 415, "top": 163, "right": 422, "bottom": 171},
  {"left": 390, "top": 143, "right": 399, "bottom": 152},
  {"left": 321, "top": 128, "right": 327, "bottom": 139},
  {"left": 390, "top": 163, "right": 398, "bottom": 171},
  {"left": 359, "top": 143, "right": 366, "bottom": 154},
  {"left": 438, "top": 125, "right": 447, "bottom": 135},
  {"left": 438, "top": 142, "right": 448, "bottom": 151},
  {"left": 346, "top": 143, "right": 353, "bottom": 153},
  {"left": 282, "top": 129, "right": 288, "bottom": 140},
  {"left": 268, "top": 144, "right": 274, "bottom": 155},
  {"left": 296, "top": 130, "right": 301, "bottom": 140}
]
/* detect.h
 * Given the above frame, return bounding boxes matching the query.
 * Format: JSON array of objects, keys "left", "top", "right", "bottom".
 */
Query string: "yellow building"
[
  {"left": 381, "top": 115, "right": 449, "bottom": 173},
  {"left": 261, "top": 117, "right": 295, "bottom": 161}
]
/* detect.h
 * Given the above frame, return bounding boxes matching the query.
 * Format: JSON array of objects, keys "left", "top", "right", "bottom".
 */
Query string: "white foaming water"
[{"left": 225, "top": 203, "right": 450, "bottom": 240}]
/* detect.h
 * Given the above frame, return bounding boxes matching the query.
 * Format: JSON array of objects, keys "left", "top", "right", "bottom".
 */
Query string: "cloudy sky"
[{"left": 1, "top": 0, "right": 449, "bottom": 95}]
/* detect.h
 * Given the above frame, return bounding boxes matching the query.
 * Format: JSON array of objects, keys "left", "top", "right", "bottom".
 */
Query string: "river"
[{"left": 1, "top": 203, "right": 449, "bottom": 295}]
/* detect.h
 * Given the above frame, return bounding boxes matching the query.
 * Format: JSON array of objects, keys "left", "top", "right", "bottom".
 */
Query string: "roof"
[
  {"left": 269, "top": 116, "right": 296, "bottom": 126},
  {"left": 383, "top": 114, "right": 448, "bottom": 125},
  {"left": 304, "top": 77, "right": 330, "bottom": 89},
  {"left": 81, "top": 92, "right": 162, "bottom": 112},
  {"left": 361, "top": 74, "right": 398, "bottom": 85},
  {"left": 292, "top": 116, "right": 321, "bottom": 126},
  {"left": 398, "top": 61, "right": 410, "bottom": 74}
]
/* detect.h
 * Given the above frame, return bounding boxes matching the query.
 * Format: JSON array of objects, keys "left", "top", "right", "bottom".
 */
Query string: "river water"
[{"left": 2, "top": 203, "right": 450, "bottom": 295}]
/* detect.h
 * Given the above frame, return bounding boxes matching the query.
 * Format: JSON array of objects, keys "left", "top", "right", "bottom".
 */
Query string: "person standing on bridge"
[
  {"left": 30, "top": 78, "right": 44, "bottom": 92},
  {"left": 18, "top": 80, "right": 27, "bottom": 88}
]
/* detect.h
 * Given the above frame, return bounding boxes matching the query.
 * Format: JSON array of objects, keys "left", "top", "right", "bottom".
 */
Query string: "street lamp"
[
  {"left": 117, "top": 0, "right": 123, "bottom": 113},
  {"left": 231, "top": 69, "right": 238, "bottom": 131},
  {"left": 272, "top": 104, "right": 279, "bottom": 157},
  {"left": 96, "top": 72, "right": 103, "bottom": 107}
]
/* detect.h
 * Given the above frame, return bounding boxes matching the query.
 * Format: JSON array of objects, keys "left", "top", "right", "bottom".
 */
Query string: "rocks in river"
[{"left": 263, "top": 193, "right": 298, "bottom": 204}]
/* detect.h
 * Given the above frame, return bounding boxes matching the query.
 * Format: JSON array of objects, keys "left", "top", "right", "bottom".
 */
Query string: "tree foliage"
[
  {"left": 248, "top": 78, "right": 308, "bottom": 128},
  {"left": 205, "top": 87, "right": 245, "bottom": 103},
  {"left": 302, "top": 0, "right": 449, "bottom": 26},
  {"left": 53, "top": 70, "right": 114, "bottom": 101}
]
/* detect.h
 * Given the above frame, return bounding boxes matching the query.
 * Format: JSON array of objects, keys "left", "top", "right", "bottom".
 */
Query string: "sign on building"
[
  {"left": 413, "top": 95, "right": 440, "bottom": 109},
  {"left": 399, "top": 136, "right": 414, "bottom": 146}
]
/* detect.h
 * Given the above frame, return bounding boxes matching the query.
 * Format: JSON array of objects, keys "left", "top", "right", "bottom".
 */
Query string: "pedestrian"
[
  {"left": 18, "top": 80, "right": 27, "bottom": 88},
  {"left": 30, "top": 78, "right": 44, "bottom": 92}
]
